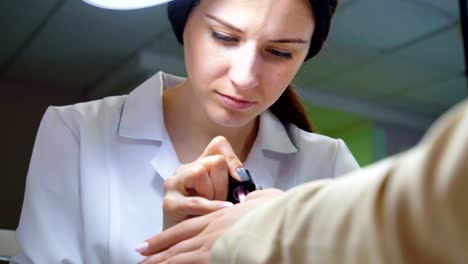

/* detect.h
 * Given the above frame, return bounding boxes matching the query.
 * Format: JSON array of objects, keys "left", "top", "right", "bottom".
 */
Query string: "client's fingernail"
[
  {"left": 237, "top": 167, "right": 251, "bottom": 182},
  {"left": 233, "top": 188, "right": 247, "bottom": 203},
  {"left": 238, "top": 192, "right": 246, "bottom": 203},
  {"left": 220, "top": 201, "right": 234, "bottom": 208},
  {"left": 135, "top": 241, "right": 149, "bottom": 254}
]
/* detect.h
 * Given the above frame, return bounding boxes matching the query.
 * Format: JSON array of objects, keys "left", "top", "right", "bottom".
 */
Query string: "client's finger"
[
  {"left": 139, "top": 212, "right": 217, "bottom": 256},
  {"left": 163, "top": 195, "right": 233, "bottom": 223}
]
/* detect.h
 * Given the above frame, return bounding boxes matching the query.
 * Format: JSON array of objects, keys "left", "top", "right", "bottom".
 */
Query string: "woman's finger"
[
  {"left": 175, "top": 155, "right": 230, "bottom": 201},
  {"left": 166, "top": 162, "right": 215, "bottom": 200},
  {"left": 198, "top": 136, "right": 245, "bottom": 182},
  {"left": 196, "top": 155, "right": 229, "bottom": 201},
  {"left": 181, "top": 163, "right": 215, "bottom": 200}
]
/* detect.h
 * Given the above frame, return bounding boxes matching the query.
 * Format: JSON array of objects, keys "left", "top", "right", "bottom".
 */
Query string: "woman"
[{"left": 13, "top": 0, "right": 358, "bottom": 263}]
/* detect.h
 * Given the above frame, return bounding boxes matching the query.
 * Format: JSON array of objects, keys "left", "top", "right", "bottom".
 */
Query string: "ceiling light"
[{"left": 82, "top": 0, "right": 172, "bottom": 10}]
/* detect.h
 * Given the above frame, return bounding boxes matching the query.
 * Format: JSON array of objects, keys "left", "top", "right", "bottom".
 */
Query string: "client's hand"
[
  {"left": 163, "top": 136, "right": 248, "bottom": 230},
  {"left": 138, "top": 189, "right": 285, "bottom": 264}
]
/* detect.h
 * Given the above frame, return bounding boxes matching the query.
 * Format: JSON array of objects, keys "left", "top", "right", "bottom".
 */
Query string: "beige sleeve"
[{"left": 211, "top": 100, "right": 468, "bottom": 264}]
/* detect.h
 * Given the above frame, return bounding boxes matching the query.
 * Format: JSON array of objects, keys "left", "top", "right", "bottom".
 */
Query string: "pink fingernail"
[
  {"left": 220, "top": 202, "right": 234, "bottom": 208},
  {"left": 238, "top": 192, "right": 246, "bottom": 203},
  {"left": 135, "top": 241, "right": 149, "bottom": 254}
]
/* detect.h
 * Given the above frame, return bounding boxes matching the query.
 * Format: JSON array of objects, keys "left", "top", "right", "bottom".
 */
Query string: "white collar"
[
  {"left": 118, "top": 71, "right": 183, "bottom": 141},
  {"left": 256, "top": 111, "right": 298, "bottom": 154},
  {"left": 118, "top": 71, "right": 298, "bottom": 154}
]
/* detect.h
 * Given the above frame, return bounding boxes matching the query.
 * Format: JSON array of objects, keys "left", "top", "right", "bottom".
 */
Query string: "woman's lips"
[{"left": 217, "top": 92, "right": 255, "bottom": 110}]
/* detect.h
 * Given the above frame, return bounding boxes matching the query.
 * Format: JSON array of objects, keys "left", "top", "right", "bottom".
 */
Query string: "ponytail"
[{"left": 269, "top": 85, "right": 315, "bottom": 133}]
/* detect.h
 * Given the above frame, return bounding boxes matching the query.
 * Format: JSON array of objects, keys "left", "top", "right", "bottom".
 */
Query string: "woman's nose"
[{"left": 228, "top": 44, "right": 260, "bottom": 90}]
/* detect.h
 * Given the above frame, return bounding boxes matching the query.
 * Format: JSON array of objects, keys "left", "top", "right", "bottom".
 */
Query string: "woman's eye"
[
  {"left": 268, "top": 49, "right": 293, "bottom": 59},
  {"left": 211, "top": 31, "right": 238, "bottom": 43}
]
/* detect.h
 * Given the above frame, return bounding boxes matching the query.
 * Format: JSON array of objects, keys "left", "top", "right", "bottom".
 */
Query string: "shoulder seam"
[
  {"left": 330, "top": 139, "right": 343, "bottom": 178},
  {"left": 50, "top": 106, "right": 80, "bottom": 142}
]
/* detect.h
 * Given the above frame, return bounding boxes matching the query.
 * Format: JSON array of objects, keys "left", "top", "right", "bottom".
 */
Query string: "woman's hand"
[
  {"left": 163, "top": 136, "right": 250, "bottom": 229},
  {"left": 138, "top": 189, "right": 285, "bottom": 263}
]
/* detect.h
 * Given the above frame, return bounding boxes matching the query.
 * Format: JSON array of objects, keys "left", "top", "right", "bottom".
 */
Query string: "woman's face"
[{"left": 183, "top": 0, "right": 315, "bottom": 127}]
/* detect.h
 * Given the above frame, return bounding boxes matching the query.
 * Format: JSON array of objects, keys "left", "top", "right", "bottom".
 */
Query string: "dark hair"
[{"left": 168, "top": 0, "right": 339, "bottom": 132}]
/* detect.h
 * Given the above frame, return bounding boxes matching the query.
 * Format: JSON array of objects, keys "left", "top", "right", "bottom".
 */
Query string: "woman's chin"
[{"left": 208, "top": 111, "right": 254, "bottom": 129}]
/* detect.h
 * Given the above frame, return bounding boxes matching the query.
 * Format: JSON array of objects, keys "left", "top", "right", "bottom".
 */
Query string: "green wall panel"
[{"left": 304, "top": 103, "right": 374, "bottom": 166}]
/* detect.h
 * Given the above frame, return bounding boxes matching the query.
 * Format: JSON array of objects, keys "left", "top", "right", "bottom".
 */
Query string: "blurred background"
[{"left": 1, "top": 0, "right": 467, "bottom": 258}]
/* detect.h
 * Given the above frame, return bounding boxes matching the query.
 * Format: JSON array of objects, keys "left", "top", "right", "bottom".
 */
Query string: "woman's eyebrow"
[
  {"left": 205, "top": 13, "right": 243, "bottom": 33},
  {"left": 269, "top": 38, "right": 308, "bottom": 44},
  {"left": 205, "top": 12, "right": 308, "bottom": 44}
]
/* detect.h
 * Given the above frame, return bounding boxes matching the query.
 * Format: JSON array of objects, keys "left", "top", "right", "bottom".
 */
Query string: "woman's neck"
[{"left": 163, "top": 81, "right": 259, "bottom": 164}]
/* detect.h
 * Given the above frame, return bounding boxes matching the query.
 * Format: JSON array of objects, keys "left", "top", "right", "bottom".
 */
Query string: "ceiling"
[{"left": 1, "top": 0, "right": 467, "bottom": 130}]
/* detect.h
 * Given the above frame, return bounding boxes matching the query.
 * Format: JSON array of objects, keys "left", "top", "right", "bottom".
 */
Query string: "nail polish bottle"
[{"left": 227, "top": 168, "right": 260, "bottom": 204}]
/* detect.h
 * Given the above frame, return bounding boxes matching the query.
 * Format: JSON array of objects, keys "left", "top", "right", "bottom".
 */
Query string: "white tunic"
[{"left": 13, "top": 72, "right": 359, "bottom": 263}]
